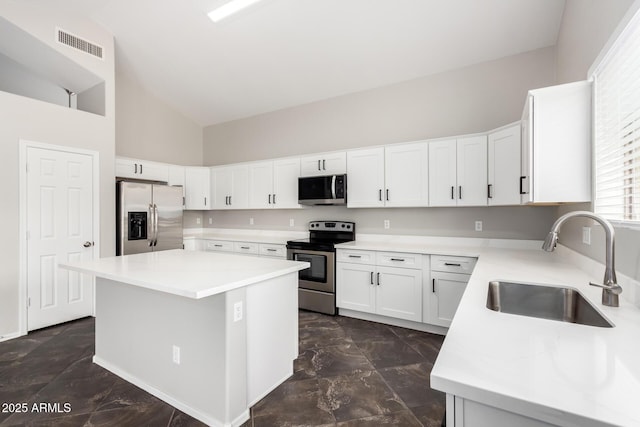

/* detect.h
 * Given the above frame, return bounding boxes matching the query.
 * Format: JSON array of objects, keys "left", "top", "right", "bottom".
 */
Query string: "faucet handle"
[{"left": 589, "top": 282, "right": 623, "bottom": 295}]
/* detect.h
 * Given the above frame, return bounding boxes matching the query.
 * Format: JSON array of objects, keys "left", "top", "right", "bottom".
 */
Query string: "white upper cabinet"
[
  {"left": 211, "top": 164, "right": 249, "bottom": 210},
  {"left": 457, "top": 135, "right": 488, "bottom": 206},
  {"left": 248, "top": 158, "right": 301, "bottom": 209},
  {"left": 184, "top": 167, "right": 210, "bottom": 210},
  {"left": 488, "top": 124, "right": 521, "bottom": 206},
  {"left": 116, "top": 157, "right": 169, "bottom": 182},
  {"left": 300, "top": 151, "right": 346, "bottom": 176},
  {"left": 428, "top": 139, "right": 458, "bottom": 207},
  {"left": 168, "top": 165, "right": 186, "bottom": 205},
  {"left": 347, "top": 142, "right": 428, "bottom": 208},
  {"left": 346, "top": 148, "right": 385, "bottom": 207},
  {"left": 429, "top": 137, "right": 487, "bottom": 207},
  {"left": 520, "top": 81, "right": 592, "bottom": 204},
  {"left": 385, "top": 142, "right": 429, "bottom": 207}
]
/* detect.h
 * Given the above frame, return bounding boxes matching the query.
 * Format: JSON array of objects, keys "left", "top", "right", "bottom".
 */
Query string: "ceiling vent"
[{"left": 56, "top": 28, "right": 103, "bottom": 60}]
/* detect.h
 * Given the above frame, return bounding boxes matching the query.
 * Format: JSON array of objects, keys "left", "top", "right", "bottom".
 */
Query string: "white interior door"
[{"left": 26, "top": 147, "right": 95, "bottom": 331}]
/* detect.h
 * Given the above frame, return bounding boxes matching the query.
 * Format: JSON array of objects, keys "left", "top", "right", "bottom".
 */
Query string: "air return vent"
[{"left": 56, "top": 28, "right": 103, "bottom": 59}]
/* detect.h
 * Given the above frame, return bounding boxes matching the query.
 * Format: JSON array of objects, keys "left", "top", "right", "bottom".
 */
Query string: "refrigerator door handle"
[
  {"left": 153, "top": 204, "right": 159, "bottom": 246},
  {"left": 147, "top": 204, "right": 154, "bottom": 247}
]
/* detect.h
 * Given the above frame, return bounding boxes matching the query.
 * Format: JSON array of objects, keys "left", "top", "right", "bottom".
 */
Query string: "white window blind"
[{"left": 593, "top": 6, "right": 640, "bottom": 223}]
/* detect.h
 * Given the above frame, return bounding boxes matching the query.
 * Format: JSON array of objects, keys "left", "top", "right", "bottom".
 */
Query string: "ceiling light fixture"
[{"left": 208, "top": 0, "right": 264, "bottom": 22}]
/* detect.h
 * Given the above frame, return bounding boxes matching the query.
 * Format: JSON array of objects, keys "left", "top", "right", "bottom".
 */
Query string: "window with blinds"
[{"left": 593, "top": 7, "right": 640, "bottom": 223}]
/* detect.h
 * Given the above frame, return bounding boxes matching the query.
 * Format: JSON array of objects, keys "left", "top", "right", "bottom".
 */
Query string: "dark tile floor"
[{"left": 0, "top": 312, "right": 445, "bottom": 426}]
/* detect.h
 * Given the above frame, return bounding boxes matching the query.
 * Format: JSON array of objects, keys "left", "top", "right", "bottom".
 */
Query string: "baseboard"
[
  {"left": 247, "top": 368, "right": 293, "bottom": 407},
  {"left": 0, "top": 331, "right": 23, "bottom": 343},
  {"left": 338, "top": 309, "right": 448, "bottom": 335},
  {"left": 93, "top": 356, "right": 249, "bottom": 427}
]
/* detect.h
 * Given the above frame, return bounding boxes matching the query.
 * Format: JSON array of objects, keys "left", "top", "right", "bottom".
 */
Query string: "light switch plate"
[
  {"left": 233, "top": 301, "right": 243, "bottom": 322},
  {"left": 475, "top": 221, "right": 483, "bottom": 232},
  {"left": 582, "top": 226, "right": 591, "bottom": 245},
  {"left": 384, "top": 220, "right": 390, "bottom": 229}
]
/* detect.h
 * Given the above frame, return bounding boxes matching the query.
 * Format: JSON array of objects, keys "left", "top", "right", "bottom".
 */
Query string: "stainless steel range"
[{"left": 286, "top": 221, "right": 355, "bottom": 315}]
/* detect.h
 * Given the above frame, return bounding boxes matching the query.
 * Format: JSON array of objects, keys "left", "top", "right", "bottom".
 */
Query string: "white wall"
[
  {"left": 0, "top": 1, "right": 115, "bottom": 337},
  {"left": 553, "top": 0, "right": 639, "bottom": 281},
  {"left": 115, "top": 62, "right": 203, "bottom": 166},
  {"left": 200, "top": 47, "right": 558, "bottom": 240}
]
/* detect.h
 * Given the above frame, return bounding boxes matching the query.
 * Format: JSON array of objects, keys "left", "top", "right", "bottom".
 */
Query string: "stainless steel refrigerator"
[{"left": 116, "top": 181, "right": 184, "bottom": 255}]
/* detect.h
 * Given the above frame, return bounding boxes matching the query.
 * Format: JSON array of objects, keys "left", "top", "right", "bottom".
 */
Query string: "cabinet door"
[
  {"left": 138, "top": 160, "right": 169, "bottom": 182},
  {"left": 248, "top": 161, "right": 274, "bottom": 209},
  {"left": 428, "top": 140, "right": 457, "bottom": 206},
  {"left": 211, "top": 166, "right": 232, "bottom": 209},
  {"left": 429, "top": 271, "right": 469, "bottom": 327},
  {"left": 488, "top": 125, "right": 521, "bottom": 206},
  {"left": 336, "top": 263, "right": 376, "bottom": 314},
  {"left": 230, "top": 165, "right": 249, "bottom": 209},
  {"left": 184, "top": 167, "right": 210, "bottom": 210},
  {"left": 346, "top": 147, "right": 384, "bottom": 208},
  {"left": 272, "top": 158, "right": 300, "bottom": 208},
  {"left": 115, "top": 157, "right": 138, "bottom": 179},
  {"left": 168, "top": 165, "right": 185, "bottom": 204},
  {"left": 385, "top": 142, "right": 429, "bottom": 207},
  {"left": 300, "top": 155, "right": 324, "bottom": 177},
  {"left": 457, "top": 136, "right": 487, "bottom": 206},
  {"left": 376, "top": 266, "right": 422, "bottom": 322},
  {"left": 520, "top": 96, "right": 533, "bottom": 204},
  {"left": 321, "top": 151, "right": 347, "bottom": 175}
]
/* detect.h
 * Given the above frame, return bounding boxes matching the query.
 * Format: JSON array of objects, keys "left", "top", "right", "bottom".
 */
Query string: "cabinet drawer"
[
  {"left": 376, "top": 252, "right": 423, "bottom": 269},
  {"left": 259, "top": 244, "right": 286, "bottom": 258},
  {"left": 336, "top": 249, "right": 375, "bottom": 265},
  {"left": 205, "top": 240, "right": 234, "bottom": 252},
  {"left": 234, "top": 242, "right": 259, "bottom": 254},
  {"left": 431, "top": 255, "right": 477, "bottom": 274}
]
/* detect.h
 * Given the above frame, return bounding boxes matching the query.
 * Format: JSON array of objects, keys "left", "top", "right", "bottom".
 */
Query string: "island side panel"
[
  {"left": 94, "top": 278, "right": 239, "bottom": 426},
  {"left": 246, "top": 272, "right": 299, "bottom": 406}
]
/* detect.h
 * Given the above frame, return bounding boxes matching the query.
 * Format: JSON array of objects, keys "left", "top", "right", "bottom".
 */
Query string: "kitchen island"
[{"left": 59, "top": 249, "right": 309, "bottom": 427}]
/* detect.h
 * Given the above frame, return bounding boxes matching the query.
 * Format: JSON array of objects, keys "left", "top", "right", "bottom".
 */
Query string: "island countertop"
[{"left": 59, "top": 249, "right": 309, "bottom": 299}]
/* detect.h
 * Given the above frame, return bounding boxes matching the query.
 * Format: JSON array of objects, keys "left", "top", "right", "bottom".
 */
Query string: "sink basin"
[{"left": 486, "top": 281, "right": 614, "bottom": 328}]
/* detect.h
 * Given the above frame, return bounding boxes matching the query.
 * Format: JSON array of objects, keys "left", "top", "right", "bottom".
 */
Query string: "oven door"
[{"left": 287, "top": 248, "right": 335, "bottom": 293}]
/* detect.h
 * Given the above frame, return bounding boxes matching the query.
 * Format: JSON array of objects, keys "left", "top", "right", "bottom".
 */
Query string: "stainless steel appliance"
[
  {"left": 287, "top": 221, "right": 355, "bottom": 315},
  {"left": 116, "top": 180, "right": 184, "bottom": 255},
  {"left": 298, "top": 174, "right": 347, "bottom": 205}
]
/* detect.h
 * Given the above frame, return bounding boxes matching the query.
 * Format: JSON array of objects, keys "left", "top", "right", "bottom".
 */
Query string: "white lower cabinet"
[
  {"left": 185, "top": 238, "right": 286, "bottom": 259},
  {"left": 428, "top": 255, "right": 476, "bottom": 327},
  {"left": 336, "top": 250, "right": 423, "bottom": 322}
]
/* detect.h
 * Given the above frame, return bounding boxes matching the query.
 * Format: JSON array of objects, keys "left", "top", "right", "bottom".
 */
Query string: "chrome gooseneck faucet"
[{"left": 542, "top": 211, "right": 622, "bottom": 307}]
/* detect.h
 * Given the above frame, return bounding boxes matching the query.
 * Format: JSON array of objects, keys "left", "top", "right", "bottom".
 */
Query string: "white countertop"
[
  {"left": 59, "top": 249, "right": 309, "bottom": 299},
  {"left": 183, "top": 228, "right": 307, "bottom": 245},
  {"left": 336, "top": 235, "right": 640, "bottom": 427}
]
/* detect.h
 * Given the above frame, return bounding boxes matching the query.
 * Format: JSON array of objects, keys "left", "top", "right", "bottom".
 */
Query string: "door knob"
[{"left": 83, "top": 241, "right": 93, "bottom": 248}]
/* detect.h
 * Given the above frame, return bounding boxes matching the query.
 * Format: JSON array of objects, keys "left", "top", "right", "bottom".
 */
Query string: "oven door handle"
[{"left": 331, "top": 175, "right": 336, "bottom": 199}]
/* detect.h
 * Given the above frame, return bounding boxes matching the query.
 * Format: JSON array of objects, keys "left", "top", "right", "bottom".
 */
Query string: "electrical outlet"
[
  {"left": 233, "top": 301, "right": 243, "bottom": 322},
  {"left": 249, "top": 217, "right": 254, "bottom": 225},
  {"left": 208, "top": 217, "right": 212, "bottom": 225},
  {"left": 384, "top": 220, "right": 390, "bottom": 229},
  {"left": 289, "top": 218, "right": 295, "bottom": 227},
  {"left": 172, "top": 345, "right": 180, "bottom": 365},
  {"left": 196, "top": 217, "right": 201, "bottom": 225},
  {"left": 475, "top": 221, "right": 483, "bottom": 232},
  {"left": 582, "top": 226, "right": 591, "bottom": 245}
]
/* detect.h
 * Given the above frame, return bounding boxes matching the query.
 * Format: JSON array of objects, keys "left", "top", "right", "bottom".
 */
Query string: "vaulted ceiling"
[{"left": 26, "top": 0, "right": 566, "bottom": 126}]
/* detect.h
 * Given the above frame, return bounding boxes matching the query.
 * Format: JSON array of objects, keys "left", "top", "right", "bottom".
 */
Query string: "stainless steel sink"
[{"left": 486, "top": 281, "right": 614, "bottom": 328}]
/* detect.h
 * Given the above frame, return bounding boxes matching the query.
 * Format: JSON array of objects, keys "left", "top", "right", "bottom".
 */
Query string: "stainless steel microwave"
[{"left": 298, "top": 174, "right": 347, "bottom": 205}]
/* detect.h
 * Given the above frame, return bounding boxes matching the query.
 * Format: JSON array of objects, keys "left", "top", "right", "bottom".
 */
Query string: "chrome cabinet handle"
[
  {"left": 444, "top": 262, "right": 461, "bottom": 267},
  {"left": 214, "top": 244, "right": 223, "bottom": 247},
  {"left": 348, "top": 255, "right": 361, "bottom": 258},
  {"left": 273, "top": 194, "right": 276, "bottom": 204},
  {"left": 370, "top": 271, "right": 374, "bottom": 285},
  {"left": 378, "top": 189, "right": 382, "bottom": 201},
  {"left": 322, "top": 159, "right": 326, "bottom": 170},
  {"left": 390, "top": 258, "right": 405, "bottom": 262},
  {"left": 451, "top": 186, "right": 454, "bottom": 199},
  {"left": 377, "top": 272, "right": 380, "bottom": 286},
  {"left": 267, "top": 248, "right": 277, "bottom": 252},
  {"left": 386, "top": 189, "right": 389, "bottom": 201},
  {"left": 240, "top": 246, "right": 250, "bottom": 250},
  {"left": 83, "top": 241, "right": 93, "bottom": 248},
  {"left": 432, "top": 278, "right": 436, "bottom": 293},
  {"left": 204, "top": 197, "right": 207, "bottom": 206},
  {"left": 268, "top": 194, "right": 272, "bottom": 204},
  {"left": 488, "top": 184, "right": 493, "bottom": 199},
  {"left": 140, "top": 164, "right": 143, "bottom": 174},
  {"left": 459, "top": 186, "right": 462, "bottom": 199},
  {"left": 519, "top": 176, "right": 527, "bottom": 195},
  {"left": 134, "top": 163, "right": 138, "bottom": 174},
  {"left": 318, "top": 160, "right": 321, "bottom": 170}
]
